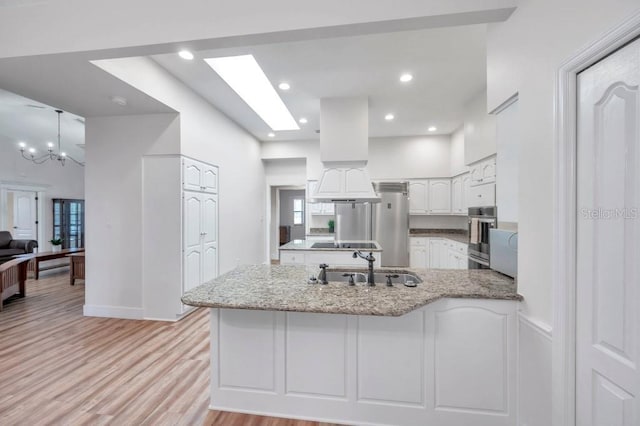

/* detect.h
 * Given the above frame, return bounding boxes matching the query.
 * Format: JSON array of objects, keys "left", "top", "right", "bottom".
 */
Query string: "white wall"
[
  {"left": 495, "top": 99, "right": 519, "bottom": 225},
  {"left": 487, "top": 0, "right": 640, "bottom": 325},
  {"left": 262, "top": 135, "right": 454, "bottom": 181},
  {"left": 85, "top": 113, "right": 180, "bottom": 315},
  {"left": 0, "top": 137, "right": 84, "bottom": 248},
  {"left": 464, "top": 90, "right": 496, "bottom": 165},
  {"left": 93, "top": 56, "right": 266, "bottom": 274},
  {"left": 449, "top": 126, "right": 466, "bottom": 176},
  {"left": 368, "top": 136, "right": 451, "bottom": 179}
]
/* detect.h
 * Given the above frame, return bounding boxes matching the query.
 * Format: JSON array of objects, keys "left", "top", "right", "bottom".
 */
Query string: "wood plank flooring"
[{"left": 0, "top": 271, "right": 338, "bottom": 426}]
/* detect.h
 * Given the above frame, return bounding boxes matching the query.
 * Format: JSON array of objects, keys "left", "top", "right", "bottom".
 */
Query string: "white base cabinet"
[
  {"left": 410, "top": 237, "right": 468, "bottom": 269},
  {"left": 209, "top": 298, "right": 517, "bottom": 426},
  {"left": 280, "top": 249, "right": 381, "bottom": 269},
  {"left": 143, "top": 155, "right": 219, "bottom": 320}
]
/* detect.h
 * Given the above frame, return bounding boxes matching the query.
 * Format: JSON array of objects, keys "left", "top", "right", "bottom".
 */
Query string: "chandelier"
[{"left": 18, "top": 109, "right": 84, "bottom": 167}]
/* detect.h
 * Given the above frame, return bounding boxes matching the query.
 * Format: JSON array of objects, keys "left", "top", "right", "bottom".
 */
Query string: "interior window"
[{"left": 293, "top": 198, "right": 304, "bottom": 225}]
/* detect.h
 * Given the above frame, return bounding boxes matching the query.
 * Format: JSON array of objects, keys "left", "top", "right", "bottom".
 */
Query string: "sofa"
[{"left": 0, "top": 231, "right": 38, "bottom": 263}]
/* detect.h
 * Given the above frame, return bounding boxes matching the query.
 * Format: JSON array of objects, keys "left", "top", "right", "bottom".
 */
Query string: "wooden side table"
[{"left": 68, "top": 253, "right": 85, "bottom": 285}]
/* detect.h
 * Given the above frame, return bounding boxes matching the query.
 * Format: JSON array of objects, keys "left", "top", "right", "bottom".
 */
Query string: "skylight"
[{"left": 204, "top": 55, "right": 299, "bottom": 131}]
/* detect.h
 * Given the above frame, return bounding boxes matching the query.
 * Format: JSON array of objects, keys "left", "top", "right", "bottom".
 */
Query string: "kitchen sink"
[{"left": 322, "top": 270, "right": 422, "bottom": 285}]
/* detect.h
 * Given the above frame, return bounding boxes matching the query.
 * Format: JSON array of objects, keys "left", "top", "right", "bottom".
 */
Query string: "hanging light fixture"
[{"left": 18, "top": 109, "right": 84, "bottom": 167}]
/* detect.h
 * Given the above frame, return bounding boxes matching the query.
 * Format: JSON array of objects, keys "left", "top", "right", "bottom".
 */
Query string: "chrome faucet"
[
  {"left": 353, "top": 251, "right": 376, "bottom": 286},
  {"left": 318, "top": 263, "right": 329, "bottom": 284}
]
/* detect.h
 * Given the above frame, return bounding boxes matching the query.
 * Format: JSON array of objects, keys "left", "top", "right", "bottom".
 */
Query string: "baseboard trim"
[{"left": 83, "top": 304, "right": 144, "bottom": 320}]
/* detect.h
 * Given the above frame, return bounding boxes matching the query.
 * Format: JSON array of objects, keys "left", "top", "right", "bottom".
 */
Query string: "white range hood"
[{"left": 310, "top": 97, "right": 380, "bottom": 203}]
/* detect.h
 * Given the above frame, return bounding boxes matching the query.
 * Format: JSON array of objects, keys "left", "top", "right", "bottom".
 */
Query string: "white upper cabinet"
[
  {"left": 409, "top": 180, "right": 428, "bottom": 214},
  {"left": 183, "top": 157, "right": 218, "bottom": 193},
  {"left": 428, "top": 180, "right": 451, "bottom": 214},
  {"left": 469, "top": 156, "right": 496, "bottom": 187},
  {"left": 462, "top": 174, "right": 472, "bottom": 211},
  {"left": 451, "top": 176, "right": 463, "bottom": 214}
]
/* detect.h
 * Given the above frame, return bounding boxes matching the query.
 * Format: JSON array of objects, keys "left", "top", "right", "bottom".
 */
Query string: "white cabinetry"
[
  {"left": 469, "top": 183, "right": 496, "bottom": 207},
  {"left": 183, "top": 191, "right": 218, "bottom": 292},
  {"left": 280, "top": 250, "right": 381, "bottom": 268},
  {"left": 410, "top": 238, "right": 429, "bottom": 269},
  {"left": 411, "top": 237, "right": 467, "bottom": 269},
  {"left": 451, "top": 173, "right": 471, "bottom": 215},
  {"left": 409, "top": 179, "right": 453, "bottom": 215},
  {"left": 210, "top": 298, "right": 517, "bottom": 426},
  {"left": 428, "top": 180, "right": 451, "bottom": 214},
  {"left": 409, "top": 180, "right": 428, "bottom": 214},
  {"left": 142, "top": 155, "right": 219, "bottom": 320},
  {"left": 183, "top": 157, "right": 218, "bottom": 193},
  {"left": 469, "top": 156, "right": 496, "bottom": 187}
]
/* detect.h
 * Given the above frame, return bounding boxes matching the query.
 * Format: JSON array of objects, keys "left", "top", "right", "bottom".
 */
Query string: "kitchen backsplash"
[{"left": 409, "top": 215, "right": 468, "bottom": 230}]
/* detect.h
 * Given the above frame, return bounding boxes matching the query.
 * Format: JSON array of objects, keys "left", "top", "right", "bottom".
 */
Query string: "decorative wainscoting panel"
[
  {"left": 285, "top": 312, "right": 348, "bottom": 398},
  {"left": 357, "top": 310, "right": 425, "bottom": 406},
  {"left": 517, "top": 312, "right": 552, "bottom": 426},
  {"left": 434, "top": 305, "right": 509, "bottom": 414},
  {"left": 218, "top": 309, "right": 277, "bottom": 392}
]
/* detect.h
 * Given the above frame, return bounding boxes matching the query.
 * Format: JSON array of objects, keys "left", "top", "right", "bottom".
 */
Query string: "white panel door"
[
  {"left": 12, "top": 191, "right": 36, "bottom": 239},
  {"left": 409, "top": 180, "right": 428, "bottom": 214},
  {"left": 576, "top": 37, "right": 639, "bottom": 426},
  {"left": 428, "top": 180, "right": 452, "bottom": 214},
  {"left": 201, "top": 194, "right": 218, "bottom": 283},
  {"left": 183, "top": 193, "right": 202, "bottom": 291}
]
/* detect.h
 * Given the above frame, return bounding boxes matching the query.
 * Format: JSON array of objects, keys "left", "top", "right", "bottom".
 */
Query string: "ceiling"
[
  {"left": 151, "top": 24, "right": 487, "bottom": 141},
  {"left": 0, "top": 22, "right": 487, "bottom": 154},
  {"left": 0, "top": 88, "right": 86, "bottom": 161}
]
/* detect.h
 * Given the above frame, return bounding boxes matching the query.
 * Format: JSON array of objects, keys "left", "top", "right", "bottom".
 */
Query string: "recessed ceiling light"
[
  {"left": 268, "top": 132, "right": 275, "bottom": 138},
  {"left": 110, "top": 95, "right": 128, "bottom": 106},
  {"left": 400, "top": 73, "right": 413, "bottom": 83},
  {"left": 178, "top": 50, "right": 194, "bottom": 60},
  {"left": 299, "top": 117, "right": 308, "bottom": 124},
  {"left": 278, "top": 82, "right": 290, "bottom": 91},
  {"left": 385, "top": 113, "right": 395, "bottom": 121},
  {"left": 204, "top": 55, "right": 299, "bottom": 131},
  {"left": 428, "top": 126, "right": 437, "bottom": 132}
]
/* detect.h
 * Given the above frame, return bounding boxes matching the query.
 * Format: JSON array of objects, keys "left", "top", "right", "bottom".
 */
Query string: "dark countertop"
[{"left": 182, "top": 264, "right": 521, "bottom": 317}]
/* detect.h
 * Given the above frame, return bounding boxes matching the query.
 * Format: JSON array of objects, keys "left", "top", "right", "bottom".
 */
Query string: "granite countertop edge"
[{"left": 182, "top": 265, "right": 522, "bottom": 317}]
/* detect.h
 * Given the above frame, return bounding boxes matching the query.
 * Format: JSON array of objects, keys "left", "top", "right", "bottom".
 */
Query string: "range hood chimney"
[{"left": 310, "top": 97, "right": 380, "bottom": 203}]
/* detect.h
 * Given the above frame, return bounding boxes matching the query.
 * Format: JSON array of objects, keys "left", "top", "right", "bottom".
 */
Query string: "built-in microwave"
[{"left": 468, "top": 206, "right": 497, "bottom": 269}]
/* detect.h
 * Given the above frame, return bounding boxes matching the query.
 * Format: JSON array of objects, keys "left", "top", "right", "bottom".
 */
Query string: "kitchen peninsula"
[{"left": 182, "top": 265, "right": 522, "bottom": 426}]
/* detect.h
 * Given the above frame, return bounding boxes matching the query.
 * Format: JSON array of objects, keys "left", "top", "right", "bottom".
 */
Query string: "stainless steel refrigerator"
[
  {"left": 334, "top": 182, "right": 409, "bottom": 267},
  {"left": 373, "top": 182, "right": 409, "bottom": 267}
]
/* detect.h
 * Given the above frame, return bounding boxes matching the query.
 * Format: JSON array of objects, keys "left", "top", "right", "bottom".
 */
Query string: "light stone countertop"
[
  {"left": 182, "top": 264, "right": 521, "bottom": 317},
  {"left": 279, "top": 239, "right": 383, "bottom": 251}
]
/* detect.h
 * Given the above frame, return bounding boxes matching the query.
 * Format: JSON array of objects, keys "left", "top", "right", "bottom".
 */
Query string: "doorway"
[
  {"left": 6, "top": 190, "right": 37, "bottom": 240},
  {"left": 575, "top": 36, "right": 639, "bottom": 425},
  {"left": 0, "top": 183, "right": 46, "bottom": 249},
  {"left": 552, "top": 13, "right": 640, "bottom": 426},
  {"left": 279, "top": 189, "right": 306, "bottom": 245}
]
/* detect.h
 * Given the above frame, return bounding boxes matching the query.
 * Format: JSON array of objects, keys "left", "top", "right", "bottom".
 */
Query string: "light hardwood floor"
[{"left": 0, "top": 271, "right": 338, "bottom": 426}]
